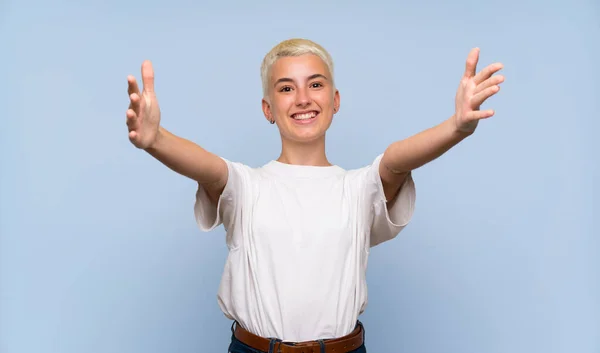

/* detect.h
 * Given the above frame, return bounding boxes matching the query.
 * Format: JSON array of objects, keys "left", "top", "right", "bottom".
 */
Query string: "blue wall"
[{"left": 1, "top": 0, "right": 598, "bottom": 352}]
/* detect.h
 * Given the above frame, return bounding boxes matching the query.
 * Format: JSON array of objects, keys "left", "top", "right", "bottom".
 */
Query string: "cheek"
[
  {"left": 273, "top": 98, "right": 294, "bottom": 117},
  {"left": 317, "top": 89, "right": 335, "bottom": 103},
  {"left": 315, "top": 95, "right": 334, "bottom": 110}
]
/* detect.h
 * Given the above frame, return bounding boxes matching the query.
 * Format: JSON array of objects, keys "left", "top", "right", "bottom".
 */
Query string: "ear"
[
  {"left": 262, "top": 97, "right": 273, "bottom": 123},
  {"left": 333, "top": 89, "right": 340, "bottom": 114}
]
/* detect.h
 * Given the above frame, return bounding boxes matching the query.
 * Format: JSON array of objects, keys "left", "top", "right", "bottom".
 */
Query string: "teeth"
[{"left": 293, "top": 112, "right": 317, "bottom": 120}]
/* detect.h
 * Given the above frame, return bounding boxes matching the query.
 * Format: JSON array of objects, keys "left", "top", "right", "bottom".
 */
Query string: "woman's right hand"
[{"left": 126, "top": 60, "right": 161, "bottom": 150}]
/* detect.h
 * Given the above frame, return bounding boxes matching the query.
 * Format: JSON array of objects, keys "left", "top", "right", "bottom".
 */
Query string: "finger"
[
  {"left": 126, "top": 108, "right": 139, "bottom": 132},
  {"left": 127, "top": 75, "right": 140, "bottom": 95},
  {"left": 129, "top": 130, "right": 139, "bottom": 144},
  {"left": 474, "top": 74, "right": 505, "bottom": 95},
  {"left": 474, "top": 63, "right": 504, "bottom": 85},
  {"left": 129, "top": 92, "right": 141, "bottom": 113},
  {"left": 466, "top": 109, "right": 495, "bottom": 121},
  {"left": 471, "top": 85, "right": 500, "bottom": 108},
  {"left": 141, "top": 60, "right": 155, "bottom": 93},
  {"left": 127, "top": 76, "right": 141, "bottom": 109},
  {"left": 463, "top": 47, "right": 480, "bottom": 78}
]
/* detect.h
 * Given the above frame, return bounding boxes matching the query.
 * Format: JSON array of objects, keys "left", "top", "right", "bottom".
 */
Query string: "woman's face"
[{"left": 262, "top": 54, "right": 340, "bottom": 144}]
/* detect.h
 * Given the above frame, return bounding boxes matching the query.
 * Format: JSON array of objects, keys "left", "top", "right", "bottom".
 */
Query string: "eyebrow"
[{"left": 273, "top": 74, "right": 329, "bottom": 87}]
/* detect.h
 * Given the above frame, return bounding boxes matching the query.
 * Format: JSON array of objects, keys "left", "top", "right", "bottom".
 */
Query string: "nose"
[{"left": 295, "top": 87, "right": 311, "bottom": 107}]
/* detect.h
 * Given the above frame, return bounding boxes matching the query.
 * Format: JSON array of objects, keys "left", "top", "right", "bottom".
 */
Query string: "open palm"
[
  {"left": 454, "top": 48, "right": 504, "bottom": 133},
  {"left": 126, "top": 60, "right": 161, "bottom": 149}
]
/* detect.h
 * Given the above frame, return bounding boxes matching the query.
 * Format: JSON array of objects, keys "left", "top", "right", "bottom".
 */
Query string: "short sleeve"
[
  {"left": 364, "top": 154, "right": 416, "bottom": 247},
  {"left": 193, "top": 158, "right": 246, "bottom": 232}
]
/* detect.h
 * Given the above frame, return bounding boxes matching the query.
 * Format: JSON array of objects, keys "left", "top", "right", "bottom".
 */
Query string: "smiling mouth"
[{"left": 291, "top": 111, "right": 319, "bottom": 120}]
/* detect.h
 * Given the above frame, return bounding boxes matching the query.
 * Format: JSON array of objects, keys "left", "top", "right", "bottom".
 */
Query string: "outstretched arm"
[
  {"left": 126, "top": 61, "right": 228, "bottom": 205},
  {"left": 145, "top": 127, "right": 228, "bottom": 205},
  {"left": 379, "top": 48, "right": 505, "bottom": 203}
]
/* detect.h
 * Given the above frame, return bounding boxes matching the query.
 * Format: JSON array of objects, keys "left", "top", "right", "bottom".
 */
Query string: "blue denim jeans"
[{"left": 227, "top": 321, "right": 367, "bottom": 353}]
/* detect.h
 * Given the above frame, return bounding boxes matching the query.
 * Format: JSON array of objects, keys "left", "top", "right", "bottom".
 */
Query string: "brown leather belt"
[{"left": 233, "top": 322, "right": 364, "bottom": 353}]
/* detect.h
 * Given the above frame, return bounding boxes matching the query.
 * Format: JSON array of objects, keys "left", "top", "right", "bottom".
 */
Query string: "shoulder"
[
  {"left": 219, "top": 157, "right": 271, "bottom": 180},
  {"left": 342, "top": 154, "right": 384, "bottom": 182}
]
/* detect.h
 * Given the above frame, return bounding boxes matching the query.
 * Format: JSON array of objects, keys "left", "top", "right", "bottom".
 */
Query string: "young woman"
[{"left": 125, "top": 38, "right": 504, "bottom": 353}]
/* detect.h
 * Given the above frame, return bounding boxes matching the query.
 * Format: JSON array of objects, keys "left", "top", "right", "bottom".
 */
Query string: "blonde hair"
[{"left": 260, "top": 38, "right": 335, "bottom": 99}]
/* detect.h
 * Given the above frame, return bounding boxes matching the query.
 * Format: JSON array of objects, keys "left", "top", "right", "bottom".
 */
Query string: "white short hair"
[{"left": 260, "top": 38, "right": 335, "bottom": 99}]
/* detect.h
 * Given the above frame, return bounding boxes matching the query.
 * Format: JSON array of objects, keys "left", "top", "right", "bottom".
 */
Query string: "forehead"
[{"left": 270, "top": 54, "right": 330, "bottom": 81}]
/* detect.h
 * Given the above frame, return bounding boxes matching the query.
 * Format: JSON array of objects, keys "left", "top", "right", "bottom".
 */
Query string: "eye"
[
  {"left": 310, "top": 82, "right": 323, "bottom": 88},
  {"left": 279, "top": 86, "right": 293, "bottom": 92}
]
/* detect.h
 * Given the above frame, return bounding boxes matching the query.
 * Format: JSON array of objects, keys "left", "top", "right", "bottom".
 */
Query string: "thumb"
[
  {"left": 463, "top": 47, "right": 479, "bottom": 79},
  {"left": 141, "top": 60, "right": 155, "bottom": 93}
]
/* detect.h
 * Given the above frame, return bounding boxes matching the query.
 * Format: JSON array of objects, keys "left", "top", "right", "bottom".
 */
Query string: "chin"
[{"left": 283, "top": 128, "right": 326, "bottom": 143}]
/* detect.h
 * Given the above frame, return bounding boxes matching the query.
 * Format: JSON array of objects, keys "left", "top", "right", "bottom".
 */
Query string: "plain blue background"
[{"left": 1, "top": 0, "right": 598, "bottom": 352}]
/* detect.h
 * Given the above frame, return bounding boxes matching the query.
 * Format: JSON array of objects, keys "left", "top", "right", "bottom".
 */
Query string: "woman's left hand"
[{"left": 454, "top": 48, "right": 504, "bottom": 133}]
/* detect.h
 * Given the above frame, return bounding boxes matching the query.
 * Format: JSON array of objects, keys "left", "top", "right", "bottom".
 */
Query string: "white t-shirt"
[{"left": 194, "top": 154, "right": 416, "bottom": 342}]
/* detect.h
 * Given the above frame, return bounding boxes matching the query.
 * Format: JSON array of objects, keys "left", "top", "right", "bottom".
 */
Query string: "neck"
[{"left": 277, "top": 136, "right": 331, "bottom": 166}]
